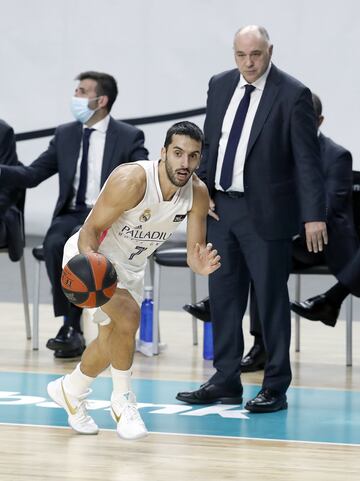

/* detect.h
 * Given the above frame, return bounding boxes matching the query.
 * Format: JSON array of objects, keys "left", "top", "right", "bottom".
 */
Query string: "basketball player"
[{"left": 47, "top": 121, "right": 221, "bottom": 440}]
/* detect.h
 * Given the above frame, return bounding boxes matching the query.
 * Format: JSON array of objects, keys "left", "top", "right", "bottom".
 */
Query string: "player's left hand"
[{"left": 191, "top": 242, "right": 221, "bottom": 275}]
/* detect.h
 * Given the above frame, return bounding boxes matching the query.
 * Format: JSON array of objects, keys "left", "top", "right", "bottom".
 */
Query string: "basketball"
[{"left": 61, "top": 252, "right": 118, "bottom": 308}]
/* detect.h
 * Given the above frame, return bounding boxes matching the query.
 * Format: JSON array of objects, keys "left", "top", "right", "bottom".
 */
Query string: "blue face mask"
[{"left": 70, "top": 96, "right": 100, "bottom": 124}]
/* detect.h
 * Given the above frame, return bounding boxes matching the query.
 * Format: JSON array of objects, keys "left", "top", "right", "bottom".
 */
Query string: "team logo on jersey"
[
  {"left": 139, "top": 209, "right": 151, "bottom": 223},
  {"left": 173, "top": 214, "right": 186, "bottom": 222}
]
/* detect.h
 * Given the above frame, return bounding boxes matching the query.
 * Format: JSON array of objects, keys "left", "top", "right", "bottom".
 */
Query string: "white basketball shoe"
[
  {"left": 47, "top": 377, "right": 99, "bottom": 435},
  {"left": 110, "top": 391, "right": 148, "bottom": 440}
]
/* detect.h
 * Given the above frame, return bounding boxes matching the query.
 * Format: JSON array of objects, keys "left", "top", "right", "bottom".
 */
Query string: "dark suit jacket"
[
  {"left": 315, "top": 135, "right": 360, "bottom": 296},
  {"left": 319, "top": 133, "right": 359, "bottom": 277},
  {"left": 0, "top": 119, "right": 25, "bottom": 260},
  {"left": 0, "top": 117, "right": 148, "bottom": 219},
  {"left": 199, "top": 64, "right": 326, "bottom": 240},
  {"left": 0, "top": 119, "right": 22, "bottom": 216}
]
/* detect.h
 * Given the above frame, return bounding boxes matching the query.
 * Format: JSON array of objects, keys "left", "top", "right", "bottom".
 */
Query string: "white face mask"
[{"left": 70, "top": 96, "right": 100, "bottom": 123}]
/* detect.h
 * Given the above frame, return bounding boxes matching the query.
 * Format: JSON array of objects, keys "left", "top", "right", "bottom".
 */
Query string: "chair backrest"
[{"left": 291, "top": 264, "right": 331, "bottom": 276}]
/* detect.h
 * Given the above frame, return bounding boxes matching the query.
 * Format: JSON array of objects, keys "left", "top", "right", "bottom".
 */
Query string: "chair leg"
[
  {"left": 19, "top": 255, "right": 31, "bottom": 340},
  {"left": 294, "top": 274, "right": 301, "bottom": 352},
  {"left": 152, "top": 263, "right": 161, "bottom": 355},
  {"left": 190, "top": 271, "right": 198, "bottom": 345},
  {"left": 32, "top": 259, "right": 41, "bottom": 350},
  {"left": 147, "top": 254, "right": 159, "bottom": 342},
  {"left": 148, "top": 254, "right": 155, "bottom": 286},
  {"left": 345, "top": 295, "right": 353, "bottom": 367}
]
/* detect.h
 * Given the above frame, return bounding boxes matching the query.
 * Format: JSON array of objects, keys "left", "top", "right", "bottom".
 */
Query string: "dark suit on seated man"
[
  {"left": 0, "top": 119, "right": 23, "bottom": 256},
  {"left": 289, "top": 145, "right": 359, "bottom": 322},
  {"left": 0, "top": 71, "right": 148, "bottom": 358},
  {"left": 250, "top": 95, "right": 359, "bottom": 369},
  {"left": 176, "top": 26, "right": 326, "bottom": 413},
  {"left": 184, "top": 93, "right": 358, "bottom": 372}
]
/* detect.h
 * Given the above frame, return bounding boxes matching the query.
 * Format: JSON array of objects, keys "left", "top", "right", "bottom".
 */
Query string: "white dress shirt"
[
  {"left": 71, "top": 114, "right": 110, "bottom": 208},
  {"left": 215, "top": 63, "right": 271, "bottom": 192}
]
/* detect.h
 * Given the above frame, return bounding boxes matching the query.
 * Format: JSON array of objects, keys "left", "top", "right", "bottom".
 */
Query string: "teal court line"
[{"left": 0, "top": 371, "right": 359, "bottom": 445}]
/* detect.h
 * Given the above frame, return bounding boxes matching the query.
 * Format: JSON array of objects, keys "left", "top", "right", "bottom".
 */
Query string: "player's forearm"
[
  {"left": 77, "top": 223, "right": 102, "bottom": 254},
  {"left": 187, "top": 259, "right": 203, "bottom": 275},
  {"left": 186, "top": 243, "right": 206, "bottom": 274}
]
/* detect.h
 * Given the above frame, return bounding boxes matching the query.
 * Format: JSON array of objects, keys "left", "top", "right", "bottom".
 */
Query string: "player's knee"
[
  {"left": 112, "top": 311, "right": 139, "bottom": 337},
  {"left": 102, "top": 290, "right": 140, "bottom": 335}
]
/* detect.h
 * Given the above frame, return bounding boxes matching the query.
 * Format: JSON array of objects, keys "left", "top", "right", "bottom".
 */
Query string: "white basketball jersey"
[
  {"left": 99, "top": 160, "right": 193, "bottom": 270},
  {"left": 63, "top": 160, "right": 193, "bottom": 309}
]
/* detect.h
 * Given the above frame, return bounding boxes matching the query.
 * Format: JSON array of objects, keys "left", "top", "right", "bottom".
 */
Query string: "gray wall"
[{"left": 1, "top": 0, "right": 359, "bottom": 234}]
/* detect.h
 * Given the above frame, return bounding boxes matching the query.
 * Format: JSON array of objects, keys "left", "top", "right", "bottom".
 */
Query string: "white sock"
[
  {"left": 111, "top": 365, "right": 132, "bottom": 396},
  {"left": 63, "top": 363, "right": 95, "bottom": 397}
]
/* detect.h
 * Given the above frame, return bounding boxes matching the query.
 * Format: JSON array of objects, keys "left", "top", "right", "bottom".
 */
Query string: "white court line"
[{"left": 0, "top": 421, "right": 359, "bottom": 447}]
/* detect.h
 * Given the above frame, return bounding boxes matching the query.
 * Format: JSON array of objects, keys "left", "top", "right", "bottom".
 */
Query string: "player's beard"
[{"left": 164, "top": 155, "right": 194, "bottom": 187}]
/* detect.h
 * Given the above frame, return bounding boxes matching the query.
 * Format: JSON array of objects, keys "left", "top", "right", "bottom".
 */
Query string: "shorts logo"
[
  {"left": 173, "top": 214, "right": 186, "bottom": 222},
  {"left": 139, "top": 209, "right": 151, "bottom": 223}
]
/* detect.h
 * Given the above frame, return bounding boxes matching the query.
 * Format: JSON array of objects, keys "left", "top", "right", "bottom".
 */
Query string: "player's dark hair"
[
  {"left": 164, "top": 121, "right": 204, "bottom": 149},
  {"left": 75, "top": 71, "right": 118, "bottom": 112}
]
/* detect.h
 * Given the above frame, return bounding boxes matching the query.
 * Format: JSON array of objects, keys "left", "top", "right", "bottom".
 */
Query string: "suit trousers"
[
  {"left": 249, "top": 236, "right": 326, "bottom": 337},
  {"left": 43, "top": 208, "right": 91, "bottom": 317},
  {"left": 208, "top": 191, "right": 292, "bottom": 394},
  {"left": 0, "top": 219, "right": 6, "bottom": 246}
]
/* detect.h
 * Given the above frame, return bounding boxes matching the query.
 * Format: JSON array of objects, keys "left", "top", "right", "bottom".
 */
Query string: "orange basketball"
[{"left": 61, "top": 252, "right": 118, "bottom": 308}]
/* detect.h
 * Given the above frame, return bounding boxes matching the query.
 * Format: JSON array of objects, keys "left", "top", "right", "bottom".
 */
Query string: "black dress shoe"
[
  {"left": 46, "top": 325, "right": 86, "bottom": 352},
  {"left": 182, "top": 297, "right": 211, "bottom": 322},
  {"left": 54, "top": 346, "right": 85, "bottom": 359},
  {"left": 290, "top": 295, "right": 339, "bottom": 327},
  {"left": 176, "top": 381, "right": 243, "bottom": 405},
  {"left": 241, "top": 344, "right": 267, "bottom": 372},
  {"left": 245, "top": 388, "right": 287, "bottom": 413}
]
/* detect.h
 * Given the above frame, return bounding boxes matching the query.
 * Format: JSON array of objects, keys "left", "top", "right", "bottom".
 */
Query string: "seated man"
[
  {"left": 0, "top": 119, "right": 23, "bottom": 255},
  {"left": 289, "top": 98, "right": 359, "bottom": 326},
  {"left": 184, "top": 93, "right": 359, "bottom": 371},
  {"left": 0, "top": 72, "right": 148, "bottom": 359}
]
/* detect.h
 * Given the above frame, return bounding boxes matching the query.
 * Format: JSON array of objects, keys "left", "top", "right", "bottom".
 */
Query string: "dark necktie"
[
  {"left": 76, "top": 128, "right": 94, "bottom": 208},
  {"left": 220, "top": 84, "right": 255, "bottom": 191}
]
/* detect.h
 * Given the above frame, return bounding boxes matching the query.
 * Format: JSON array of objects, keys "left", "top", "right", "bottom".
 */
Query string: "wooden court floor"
[{"left": 0, "top": 301, "right": 359, "bottom": 481}]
